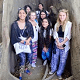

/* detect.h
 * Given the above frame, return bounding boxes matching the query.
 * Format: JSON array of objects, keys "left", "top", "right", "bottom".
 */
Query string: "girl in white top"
[
  {"left": 39, "top": 18, "right": 53, "bottom": 66},
  {"left": 29, "top": 11, "right": 39, "bottom": 67},
  {"left": 49, "top": 9, "right": 72, "bottom": 79}
]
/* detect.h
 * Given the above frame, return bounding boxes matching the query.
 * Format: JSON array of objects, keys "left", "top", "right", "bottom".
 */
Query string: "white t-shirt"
[{"left": 32, "top": 23, "right": 39, "bottom": 42}]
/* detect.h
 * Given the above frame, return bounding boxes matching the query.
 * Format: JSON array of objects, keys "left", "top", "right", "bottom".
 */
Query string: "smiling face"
[
  {"left": 42, "top": 19, "right": 49, "bottom": 29},
  {"left": 40, "top": 12, "right": 46, "bottom": 19},
  {"left": 18, "top": 10, "right": 27, "bottom": 20},
  {"left": 59, "top": 12, "right": 67, "bottom": 22},
  {"left": 29, "top": 12, "right": 36, "bottom": 21}
]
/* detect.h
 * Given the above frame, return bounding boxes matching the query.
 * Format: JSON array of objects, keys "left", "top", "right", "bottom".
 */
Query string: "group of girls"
[{"left": 11, "top": 3, "right": 72, "bottom": 80}]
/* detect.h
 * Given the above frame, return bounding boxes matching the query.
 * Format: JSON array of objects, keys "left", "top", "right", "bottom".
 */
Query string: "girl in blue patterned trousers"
[{"left": 49, "top": 9, "right": 72, "bottom": 80}]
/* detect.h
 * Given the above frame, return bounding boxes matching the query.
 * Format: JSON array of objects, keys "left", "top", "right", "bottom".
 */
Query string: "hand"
[
  {"left": 43, "top": 47, "right": 48, "bottom": 52},
  {"left": 57, "top": 42, "right": 63, "bottom": 47},
  {"left": 25, "top": 37, "right": 31, "bottom": 45},
  {"left": 50, "top": 6, "right": 53, "bottom": 8},
  {"left": 57, "top": 45, "right": 64, "bottom": 49},
  {"left": 57, "top": 42, "right": 64, "bottom": 49},
  {"left": 20, "top": 40, "right": 25, "bottom": 44},
  {"left": 25, "top": 40, "right": 30, "bottom": 45}
]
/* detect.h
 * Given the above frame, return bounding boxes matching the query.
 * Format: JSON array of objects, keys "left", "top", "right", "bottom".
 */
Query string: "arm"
[
  {"left": 53, "top": 24, "right": 58, "bottom": 39},
  {"left": 25, "top": 37, "right": 32, "bottom": 45},
  {"left": 57, "top": 37, "right": 68, "bottom": 47},
  {"left": 65, "top": 22, "right": 72, "bottom": 40},
  {"left": 11, "top": 22, "right": 22, "bottom": 45},
  {"left": 57, "top": 22, "right": 72, "bottom": 47},
  {"left": 25, "top": 22, "right": 34, "bottom": 45},
  {"left": 27, "top": 21, "right": 34, "bottom": 39}
]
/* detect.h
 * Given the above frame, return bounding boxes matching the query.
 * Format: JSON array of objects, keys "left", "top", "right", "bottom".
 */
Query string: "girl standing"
[
  {"left": 49, "top": 9, "right": 72, "bottom": 80},
  {"left": 29, "top": 11, "right": 39, "bottom": 67},
  {"left": 24, "top": 5, "right": 32, "bottom": 21},
  {"left": 11, "top": 8, "right": 33, "bottom": 80}
]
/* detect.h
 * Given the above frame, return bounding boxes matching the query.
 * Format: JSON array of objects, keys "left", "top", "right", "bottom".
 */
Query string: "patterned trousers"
[
  {"left": 26, "top": 41, "right": 32, "bottom": 64},
  {"left": 51, "top": 38, "right": 69, "bottom": 76},
  {"left": 18, "top": 52, "right": 26, "bottom": 66},
  {"left": 32, "top": 41, "right": 38, "bottom": 63}
]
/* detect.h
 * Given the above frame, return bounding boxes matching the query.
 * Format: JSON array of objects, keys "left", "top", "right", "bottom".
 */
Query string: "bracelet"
[{"left": 24, "top": 41, "right": 26, "bottom": 44}]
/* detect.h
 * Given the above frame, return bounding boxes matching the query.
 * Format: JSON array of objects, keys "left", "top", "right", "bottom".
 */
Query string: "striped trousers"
[{"left": 32, "top": 41, "right": 38, "bottom": 64}]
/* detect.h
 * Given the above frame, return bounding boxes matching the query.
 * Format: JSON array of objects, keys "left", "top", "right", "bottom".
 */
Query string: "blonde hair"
[{"left": 56, "top": 9, "right": 69, "bottom": 32}]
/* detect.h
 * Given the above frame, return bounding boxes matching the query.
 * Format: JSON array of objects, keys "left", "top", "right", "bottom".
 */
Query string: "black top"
[
  {"left": 11, "top": 21, "right": 34, "bottom": 45},
  {"left": 57, "top": 25, "right": 64, "bottom": 37}
]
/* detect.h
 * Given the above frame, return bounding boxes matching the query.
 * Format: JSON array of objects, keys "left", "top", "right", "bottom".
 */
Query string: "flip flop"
[
  {"left": 25, "top": 69, "right": 32, "bottom": 75},
  {"left": 19, "top": 77, "right": 22, "bottom": 80}
]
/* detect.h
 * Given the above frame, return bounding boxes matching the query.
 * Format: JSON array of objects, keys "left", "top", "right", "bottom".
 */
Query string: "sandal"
[
  {"left": 25, "top": 69, "right": 32, "bottom": 75},
  {"left": 19, "top": 77, "right": 22, "bottom": 80}
]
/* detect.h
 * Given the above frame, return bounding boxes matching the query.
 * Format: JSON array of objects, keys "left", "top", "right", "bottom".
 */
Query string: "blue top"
[
  {"left": 11, "top": 21, "right": 34, "bottom": 45},
  {"left": 57, "top": 25, "right": 64, "bottom": 37}
]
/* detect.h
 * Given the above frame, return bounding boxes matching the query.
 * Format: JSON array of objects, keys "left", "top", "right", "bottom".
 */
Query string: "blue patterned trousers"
[
  {"left": 51, "top": 38, "right": 69, "bottom": 76},
  {"left": 18, "top": 52, "right": 26, "bottom": 66}
]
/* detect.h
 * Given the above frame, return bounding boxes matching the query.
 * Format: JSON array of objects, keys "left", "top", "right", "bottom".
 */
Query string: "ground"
[
  {"left": 22, "top": 58, "right": 45, "bottom": 80},
  {"left": 0, "top": 43, "right": 73, "bottom": 80}
]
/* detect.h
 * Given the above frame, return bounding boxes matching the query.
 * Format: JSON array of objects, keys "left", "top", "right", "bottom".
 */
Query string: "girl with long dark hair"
[
  {"left": 38, "top": 10, "right": 47, "bottom": 27},
  {"left": 11, "top": 8, "right": 33, "bottom": 80},
  {"left": 39, "top": 18, "right": 52, "bottom": 66}
]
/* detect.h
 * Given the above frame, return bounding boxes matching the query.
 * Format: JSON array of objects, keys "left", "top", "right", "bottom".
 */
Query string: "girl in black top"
[
  {"left": 38, "top": 10, "right": 47, "bottom": 27},
  {"left": 11, "top": 8, "right": 33, "bottom": 80}
]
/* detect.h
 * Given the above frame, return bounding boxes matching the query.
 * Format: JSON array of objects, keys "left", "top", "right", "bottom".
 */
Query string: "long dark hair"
[
  {"left": 40, "top": 18, "right": 51, "bottom": 48},
  {"left": 24, "top": 5, "right": 32, "bottom": 13},
  {"left": 38, "top": 10, "right": 48, "bottom": 26},
  {"left": 38, "top": 3, "right": 44, "bottom": 10},
  {"left": 39, "top": 10, "right": 47, "bottom": 20}
]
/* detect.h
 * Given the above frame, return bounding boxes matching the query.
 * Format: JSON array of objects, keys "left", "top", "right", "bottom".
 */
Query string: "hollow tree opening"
[{"left": 1, "top": 0, "right": 80, "bottom": 80}]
